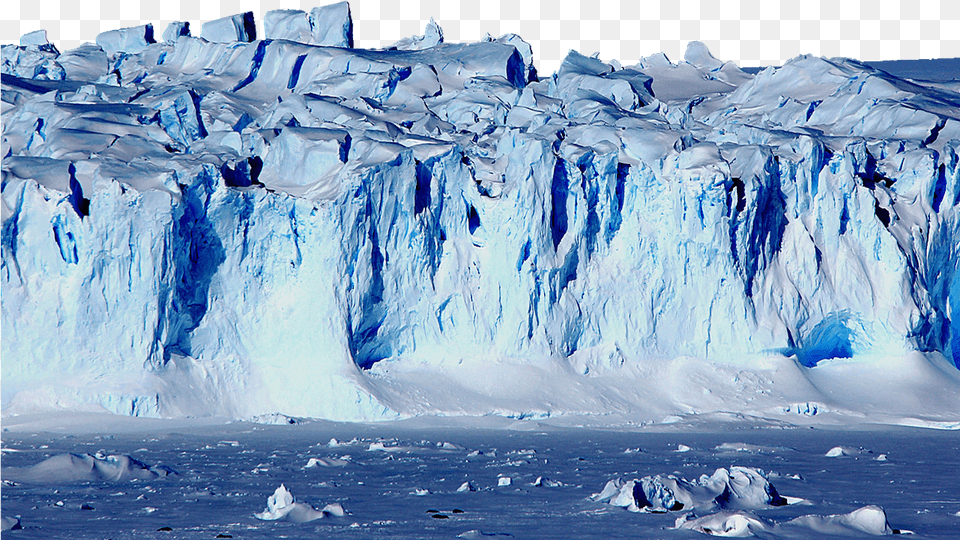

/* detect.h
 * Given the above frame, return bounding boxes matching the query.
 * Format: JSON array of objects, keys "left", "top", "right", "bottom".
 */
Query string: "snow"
[{"left": 2, "top": 4, "right": 960, "bottom": 430}]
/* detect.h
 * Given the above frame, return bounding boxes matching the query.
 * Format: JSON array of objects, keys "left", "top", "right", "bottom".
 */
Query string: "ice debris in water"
[
  {"left": 0, "top": 516, "right": 22, "bottom": 531},
  {"left": 825, "top": 446, "right": 870, "bottom": 457},
  {"left": 2, "top": 453, "right": 176, "bottom": 483},
  {"left": 591, "top": 467, "right": 792, "bottom": 513},
  {"left": 674, "top": 504, "right": 906, "bottom": 537},
  {"left": 304, "top": 456, "right": 349, "bottom": 468},
  {"left": 1, "top": 1, "right": 960, "bottom": 423},
  {"left": 254, "top": 484, "right": 346, "bottom": 522},
  {"left": 533, "top": 476, "right": 562, "bottom": 487}
]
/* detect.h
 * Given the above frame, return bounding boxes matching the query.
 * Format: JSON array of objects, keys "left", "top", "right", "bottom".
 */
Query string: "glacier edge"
[{"left": 2, "top": 8, "right": 960, "bottom": 424}]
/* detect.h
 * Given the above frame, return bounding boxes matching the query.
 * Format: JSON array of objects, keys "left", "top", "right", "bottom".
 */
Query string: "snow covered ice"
[
  {"left": 253, "top": 483, "right": 346, "bottom": 522},
  {"left": 2, "top": 3, "right": 960, "bottom": 537},
  {"left": 3, "top": 3, "right": 960, "bottom": 426}
]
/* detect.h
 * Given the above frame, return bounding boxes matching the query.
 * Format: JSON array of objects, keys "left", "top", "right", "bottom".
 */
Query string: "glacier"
[{"left": 2, "top": 4, "right": 960, "bottom": 424}]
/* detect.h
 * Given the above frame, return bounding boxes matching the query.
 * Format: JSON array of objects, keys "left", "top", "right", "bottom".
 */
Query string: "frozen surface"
[
  {"left": 1, "top": 415, "right": 959, "bottom": 539},
  {"left": 2, "top": 4, "right": 960, "bottom": 425}
]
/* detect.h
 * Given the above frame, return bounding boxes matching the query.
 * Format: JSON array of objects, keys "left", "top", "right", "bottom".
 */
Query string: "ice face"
[{"left": 2, "top": 5, "right": 959, "bottom": 422}]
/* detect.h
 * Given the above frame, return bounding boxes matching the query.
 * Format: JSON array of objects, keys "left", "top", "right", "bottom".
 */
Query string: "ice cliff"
[{"left": 2, "top": 5, "right": 960, "bottom": 422}]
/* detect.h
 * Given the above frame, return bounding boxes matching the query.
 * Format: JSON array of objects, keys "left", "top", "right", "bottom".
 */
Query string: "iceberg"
[
  {"left": 254, "top": 484, "right": 345, "bottom": 522},
  {"left": 591, "top": 467, "right": 793, "bottom": 513},
  {"left": 2, "top": 4, "right": 959, "bottom": 423}
]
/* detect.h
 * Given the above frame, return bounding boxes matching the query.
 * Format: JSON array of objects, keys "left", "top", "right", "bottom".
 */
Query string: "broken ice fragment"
[
  {"left": 310, "top": 2, "right": 353, "bottom": 47},
  {"left": 391, "top": 18, "right": 443, "bottom": 51},
  {"left": 201, "top": 12, "right": 256, "bottom": 43},
  {"left": 162, "top": 22, "right": 191, "bottom": 43},
  {"left": 254, "top": 484, "right": 345, "bottom": 522},
  {"left": 19, "top": 29, "right": 48, "bottom": 46},
  {"left": 96, "top": 24, "right": 155, "bottom": 57}
]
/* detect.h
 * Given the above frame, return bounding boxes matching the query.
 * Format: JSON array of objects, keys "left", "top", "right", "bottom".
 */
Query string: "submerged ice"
[{"left": 2, "top": 3, "right": 960, "bottom": 422}]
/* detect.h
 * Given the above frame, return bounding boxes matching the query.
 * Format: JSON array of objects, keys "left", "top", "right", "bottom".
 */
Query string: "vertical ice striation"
[{"left": 2, "top": 5, "right": 959, "bottom": 421}]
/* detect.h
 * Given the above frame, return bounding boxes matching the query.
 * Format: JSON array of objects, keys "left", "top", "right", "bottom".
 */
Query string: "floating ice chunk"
[
  {"left": 327, "top": 437, "right": 359, "bottom": 447},
  {"left": 411, "top": 488, "right": 431, "bottom": 496},
  {"left": 19, "top": 30, "right": 48, "bottom": 46},
  {"left": 310, "top": 2, "right": 353, "bottom": 47},
  {"left": 592, "top": 477, "right": 682, "bottom": 512},
  {"left": 254, "top": 484, "right": 345, "bottom": 522},
  {"left": 457, "top": 481, "right": 477, "bottom": 492},
  {"left": 497, "top": 476, "right": 512, "bottom": 487},
  {"left": 391, "top": 18, "right": 443, "bottom": 51},
  {"left": 162, "top": 22, "right": 191, "bottom": 43},
  {"left": 438, "top": 442, "right": 465, "bottom": 450},
  {"left": 304, "top": 457, "right": 349, "bottom": 468},
  {"left": 591, "top": 478, "right": 625, "bottom": 503},
  {"left": 675, "top": 505, "right": 905, "bottom": 537},
  {"left": 533, "top": 476, "right": 562, "bottom": 487},
  {"left": 593, "top": 467, "right": 791, "bottom": 513},
  {"left": 825, "top": 446, "right": 867, "bottom": 457},
  {"left": 458, "top": 530, "right": 514, "bottom": 538},
  {"left": 96, "top": 24, "right": 155, "bottom": 57},
  {"left": 783, "top": 505, "right": 903, "bottom": 535},
  {"left": 201, "top": 12, "right": 256, "bottom": 43},
  {"left": 713, "top": 467, "right": 790, "bottom": 510},
  {"left": 674, "top": 510, "right": 771, "bottom": 536},
  {"left": 321, "top": 502, "right": 347, "bottom": 517},
  {"left": 715, "top": 443, "right": 780, "bottom": 454},
  {"left": 2, "top": 453, "right": 176, "bottom": 483},
  {"left": 676, "top": 444, "right": 692, "bottom": 452},
  {"left": 0, "top": 516, "right": 21, "bottom": 531}
]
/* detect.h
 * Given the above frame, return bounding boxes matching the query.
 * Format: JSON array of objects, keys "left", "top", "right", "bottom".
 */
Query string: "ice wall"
[{"left": 2, "top": 7, "right": 959, "bottom": 421}]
